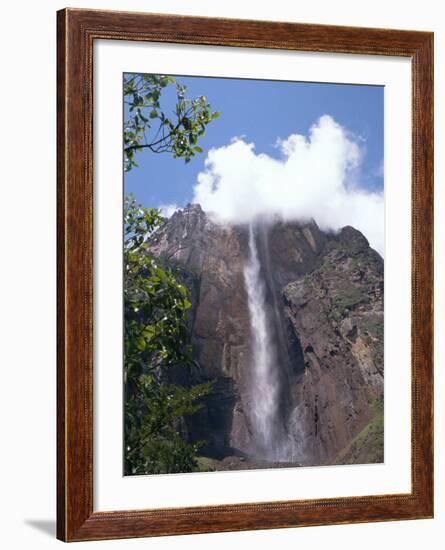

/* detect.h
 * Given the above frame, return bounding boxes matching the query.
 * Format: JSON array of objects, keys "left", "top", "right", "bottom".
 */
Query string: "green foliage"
[
  {"left": 361, "top": 313, "right": 384, "bottom": 342},
  {"left": 123, "top": 73, "right": 220, "bottom": 171},
  {"left": 123, "top": 74, "right": 219, "bottom": 475},
  {"left": 334, "top": 395, "right": 384, "bottom": 465},
  {"left": 124, "top": 195, "right": 213, "bottom": 475},
  {"left": 331, "top": 285, "right": 365, "bottom": 313}
]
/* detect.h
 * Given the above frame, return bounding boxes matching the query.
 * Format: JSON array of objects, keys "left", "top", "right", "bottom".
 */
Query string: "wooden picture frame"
[{"left": 57, "top": 8, "right": 434, "bottom": 542}]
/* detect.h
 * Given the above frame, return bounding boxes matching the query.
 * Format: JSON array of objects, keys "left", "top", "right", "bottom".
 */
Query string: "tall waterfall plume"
[{"left": 243, "top": 223, "right": 291, "bottom": 461}]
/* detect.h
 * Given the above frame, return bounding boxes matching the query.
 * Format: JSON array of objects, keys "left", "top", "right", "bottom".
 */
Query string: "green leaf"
[{"left": 135, "top": 336, "right": 146, "bottom": 352}]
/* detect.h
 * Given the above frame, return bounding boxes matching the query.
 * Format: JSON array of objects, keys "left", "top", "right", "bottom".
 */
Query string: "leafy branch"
[{"left": 123, "top": 74, "right": 219, "bottom": 171}]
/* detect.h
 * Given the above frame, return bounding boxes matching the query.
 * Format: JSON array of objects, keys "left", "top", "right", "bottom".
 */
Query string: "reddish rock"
[{"left": 148, "top": 205, "right": 384, "bottom": 466}]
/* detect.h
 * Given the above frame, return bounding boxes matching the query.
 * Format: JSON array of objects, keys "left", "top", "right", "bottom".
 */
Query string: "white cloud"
[
  {"left": 159, "top": 203, "right": 179, "bottom": 218},
  {"left": 192, "top": 115, "right": 384, "bottom": 256}
]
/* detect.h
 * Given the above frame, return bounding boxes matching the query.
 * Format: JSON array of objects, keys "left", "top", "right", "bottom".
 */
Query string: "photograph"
[
  {"left": 123, "top": 73, "right": 385, "bottom": 476},
  {"left": 52, "top": 6, "right": 434, "bottom": 542}
]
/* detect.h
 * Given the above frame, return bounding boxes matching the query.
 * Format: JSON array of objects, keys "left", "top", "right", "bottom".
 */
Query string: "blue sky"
[{"left": 124, "top": 75, "right": 383, "bottom": 211}]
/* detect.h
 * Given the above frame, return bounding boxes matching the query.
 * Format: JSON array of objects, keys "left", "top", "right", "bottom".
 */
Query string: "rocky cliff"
[{"left": 147, "top": 203, "right": 384, "bottom": 468}]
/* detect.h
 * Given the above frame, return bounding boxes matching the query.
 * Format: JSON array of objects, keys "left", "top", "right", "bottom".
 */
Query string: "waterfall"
[{"left": 243, "top": 223, "right": 290, "bottom": 461}]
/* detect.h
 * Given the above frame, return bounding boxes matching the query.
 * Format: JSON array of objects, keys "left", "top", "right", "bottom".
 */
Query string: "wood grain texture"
[{"left": 56, "top": 8, "right": 434, "bottom": 542}]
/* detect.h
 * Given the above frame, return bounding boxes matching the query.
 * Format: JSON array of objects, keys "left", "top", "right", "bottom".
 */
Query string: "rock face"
[{"left": 148, "top": 204, "right": 384, "bottom": 466}]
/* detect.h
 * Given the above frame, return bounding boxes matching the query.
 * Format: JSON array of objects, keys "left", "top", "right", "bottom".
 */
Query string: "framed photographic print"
[{"left": 57, "top": 8, "right": 434, "bottom": 542}]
